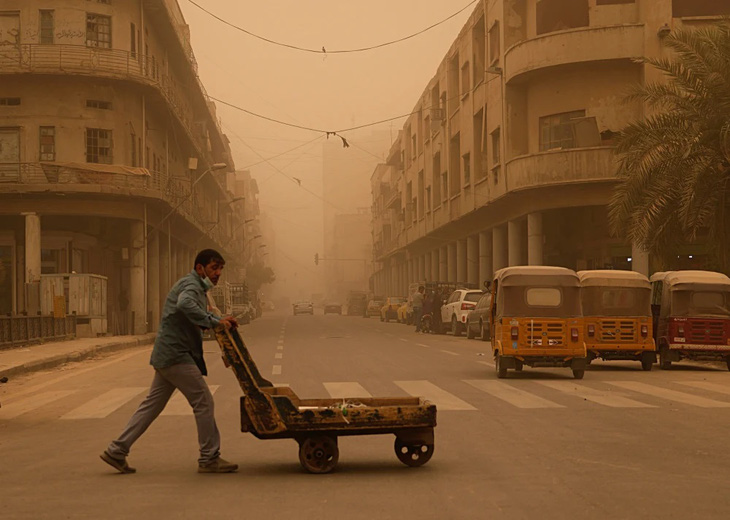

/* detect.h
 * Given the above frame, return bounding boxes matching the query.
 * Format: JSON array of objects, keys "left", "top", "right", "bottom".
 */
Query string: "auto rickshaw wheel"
[
  {"left": 515, "top": 360, "right": 524, "bottom": 372},
  {"left": 572, "top": 369, "right": 585, "bottom": 380},
  {"left": 298, "top": 435, "right": 339, "bottom": 474},
  {"left": 394, "top": 438, "right": 434, "bottom": 467},
  {"left": 495, "top": 354, "right": 507, "bottom": 379},
  {"left": 659, "top": 346, "right": 672, "bottom": 370},
  {"left": 641, "top": 352, "right": 654, "bottom": 372},
  {"left": 726, "top": 356, "right": 730, "bottom": 372}
]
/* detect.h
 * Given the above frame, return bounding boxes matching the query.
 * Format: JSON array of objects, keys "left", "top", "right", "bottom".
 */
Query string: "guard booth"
[{"left": 41, "top": 274, "right": 108, "bottom": 337}]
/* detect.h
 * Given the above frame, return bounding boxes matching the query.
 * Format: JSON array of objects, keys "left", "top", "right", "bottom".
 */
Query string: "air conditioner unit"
[{"left": 431, "top": 108, "right": 445, "bottom": 121}]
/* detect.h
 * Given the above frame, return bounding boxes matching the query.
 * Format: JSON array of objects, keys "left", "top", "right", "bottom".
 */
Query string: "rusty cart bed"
[{"left": 215, "top": 327, "right": 437, "bottom": 473}]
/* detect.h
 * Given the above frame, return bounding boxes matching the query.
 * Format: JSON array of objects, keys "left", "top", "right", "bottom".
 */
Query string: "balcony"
[
  {"left": 0, "top": 44, "right": 210, "bottom": 160},
  {"left": 505, "top": 146, "right": 618, "bottom": 192},
  {"left": 504, "top": 24, "right": 645, "bottom": 83}
]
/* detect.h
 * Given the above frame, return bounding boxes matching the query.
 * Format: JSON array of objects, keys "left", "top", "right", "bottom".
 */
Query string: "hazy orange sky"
[{"left": 179, "top": 0, "right": 476, "bottom": 298}]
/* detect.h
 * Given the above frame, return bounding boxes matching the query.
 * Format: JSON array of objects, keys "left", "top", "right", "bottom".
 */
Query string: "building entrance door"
[
  {"left": 0, "top": 128, "right": 20, "bottom": 178},
  {"left": 0, "top": 245, "right": 13, "bottom": 315}
]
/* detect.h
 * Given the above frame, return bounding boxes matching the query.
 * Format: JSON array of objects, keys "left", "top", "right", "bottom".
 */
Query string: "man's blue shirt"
[{"left": 150, "top": 271, "right": 220, "bottom": 375}]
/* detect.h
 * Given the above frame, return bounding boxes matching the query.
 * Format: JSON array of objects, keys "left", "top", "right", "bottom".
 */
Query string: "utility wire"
[{"left": 187, "top": 0, "right": 478, "bottom": 55}]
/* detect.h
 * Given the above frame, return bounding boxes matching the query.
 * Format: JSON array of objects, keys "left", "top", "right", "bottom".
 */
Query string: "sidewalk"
[{"left": 0, "top": 333, "right": 156, "bottom": 380}]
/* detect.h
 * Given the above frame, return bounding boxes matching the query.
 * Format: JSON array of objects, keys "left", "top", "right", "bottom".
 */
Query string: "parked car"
[
  {"left": 381, "top": 297, "right": 406, "bottom": 322},
  {"left": 365, "top": 298, "right": 384, "bottom": 317},
  {"left": 466, "top": 293, "right": 492, "bottom": 340},
  {"left": 293, "top": 301, "right": 314, "bottom": 315},
  {"left": 441, "top": 289, "right": 484, "bottom": 336},
  {"left": 323, "top": 302, "right": 343, "bottom": 315}
]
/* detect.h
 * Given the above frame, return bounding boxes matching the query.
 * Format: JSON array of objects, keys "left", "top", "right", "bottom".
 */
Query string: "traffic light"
[{"left": 314, "top": 253, "right": 319, "bottom": 265}]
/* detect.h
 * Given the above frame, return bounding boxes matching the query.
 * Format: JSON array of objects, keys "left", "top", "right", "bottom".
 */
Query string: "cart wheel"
[
  {"left": 298, "top": 435, "right": 339, "bottom": 474},
  {"left": 572, "top": 369, "right": 585, "bottom": 380},
  {"left": 394, "top": 438, "right": 434, "bottom": 467}
]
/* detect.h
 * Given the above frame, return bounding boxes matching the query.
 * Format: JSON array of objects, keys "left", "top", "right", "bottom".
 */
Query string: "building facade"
[
  {"left": 0, "top": 0, "right": 248, "bottom": 335},
  {"left": 371, "top": 0, "right": 729, "bottom": 297}
]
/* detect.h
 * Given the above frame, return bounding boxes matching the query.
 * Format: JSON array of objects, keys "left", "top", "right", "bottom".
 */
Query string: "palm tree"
[{"left": 609, "top": 21, "right": 730, "bottom": 270}]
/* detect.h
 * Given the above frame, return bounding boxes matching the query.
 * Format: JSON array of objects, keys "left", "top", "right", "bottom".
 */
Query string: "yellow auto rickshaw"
[
  {"left": 490, "top": 266, "right": 587, "bottom": 379},
  {"left": 578, "top": 270, "right": 655, "bottom": 371}
]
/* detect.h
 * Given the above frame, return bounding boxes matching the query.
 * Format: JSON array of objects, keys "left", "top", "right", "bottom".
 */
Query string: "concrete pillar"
[
  {"left": 632, "top": 242, "right": 650, "bottom": 277},
  {"left": 129, "top": 220, "right": 146, "bottom": 335},
  {"left": 170, "top": 242, "right": 178, "bottom": 283},
  {"left": 527, "top": 212, "right": 543, "bottom": 266},
  {"left": 425, "top": 252, "right": 432, "bottom": 281},
  {"left": 431, "top": 250, "right": 439, "bottom": 281},
  {"left": 448, "top": 243, "right": 457, "bottom": 282},
  {"left": 508, "top": 220, "right": 523, "bottom": 267},
  {"left": 493, "top": 225, "right": 507, "bottom": 272},
  {"left": 479, "top": 231, "right": 493, "bottom": 287},
  {"left": 439, "top": 247, "right": 448, "bottom": 281},
  {"left": 456, "top": 239, "right": 467, "bottom": 283},
  {"left": 407, "top": 258, "right": 414, "bottom": 285},
  {"left": 147, "top": 230, "right": 160, "bottom": 331},
  {"left": 23, "top": 212, "right": 41, "bottom": 284},
  {"left": 179, "top": 246, "right": 188, "bottom": 278},
  {"left": 418, "top": 255, "right": 426, "bottom": 282},
  {"left": 467, "top": 236, "right": 479, "bottom": 285}
]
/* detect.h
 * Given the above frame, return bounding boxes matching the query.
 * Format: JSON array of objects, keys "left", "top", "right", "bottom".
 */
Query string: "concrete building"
[
  {"left": 0, "top": 0, "right": 247, "bottom": 335},
  {"left": 371, "top": 0, "right": 729, "bottom": 297}
]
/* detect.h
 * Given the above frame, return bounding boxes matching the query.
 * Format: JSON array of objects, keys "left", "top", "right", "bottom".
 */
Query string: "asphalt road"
[{"left": 2, "top": 310, "right": 730, "bottom": 519}]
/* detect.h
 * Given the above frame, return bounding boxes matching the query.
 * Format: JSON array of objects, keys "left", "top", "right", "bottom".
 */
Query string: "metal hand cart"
[{"left": 215, "top": 327, "right": 437, "bottom": 473}]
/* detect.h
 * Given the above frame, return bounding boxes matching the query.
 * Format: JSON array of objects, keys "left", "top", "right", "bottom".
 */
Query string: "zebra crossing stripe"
[
  {"left": 160, "top": 385, "right": 220, "bottom": 416},
  {"left": 677, "top": 381, "right": 730, "bottom": 396},
  {"left": 394, "top": 380, "right": 476, "bottom": 411},
  {"left": 464, "top": 380, "right": 564, "bottom": 409},
  {"left": 0, "top": 391, "right": 76, "bottom": 419},
  {"left": 323, "top": 382, "right": 373, "bottom": 399},
  {"left": 608, "top": 381, "right": 730, "bottom": 408},
  {"left": 536, "top": 381, "right": 653, "bottom": 408},
  {"left": 61, "top": 387, "right": 148, "bottom": 420}
]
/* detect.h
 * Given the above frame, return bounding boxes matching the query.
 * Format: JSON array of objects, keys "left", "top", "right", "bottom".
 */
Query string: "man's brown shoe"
[
  {"left": 100, "top": 451, "right": 136, "bottom": 474},
  {"left": 198, "top": 457, "right": 238, "bottom": 473}
]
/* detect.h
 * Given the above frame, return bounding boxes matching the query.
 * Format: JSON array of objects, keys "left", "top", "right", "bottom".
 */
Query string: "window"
[
  {"left": 473, "top": 15, "right": 486, "bottom": 87},
  {"left": 86, "top": 99, "right": 112, "bottom": 110},
  {"left": 461, "top": 61, "right": 470, "bottom": 96},
  {"left": 86, "top": 128, "right": 113, "bottom": 164},
  {"left": 39, "top": 126, "right": 55, "bottom": 161},
  {"left": 672, "top": 0, "right": 730, "bottom": 17},
  {"left": 463, "top": 153, "right": 471, "bottom": 186},
  {"left": 432, "top": 152, "right": 441, "bottom": 205},
  {"left": 447, "top": 53, "right": 460, "bottom": 115},
  {"left": 130, "top": 23, "right": 137, "bottom": 58},
  {"left": 536, "top": 0, "right": 589, "bottom": 35},
  {"left": 491, "top": 127, "right": 501, "bottom": 184},
  {"left": 86, "top": 13, "right": 111, "bottom": 48},
  {"left": 474, "top": 110, "right": 486, "bottom": 181},
  {"left": 411, "top": 133, "right": 417, "bottom": 160},
  {"left": 39, "top": 10, "right": 54, "bottom": 44},
  {"left": 417, "top": 170, "right": 424, "bottom": 217},
  {"left": 441, "top": 172, "right": 448, "bottom": 201},
  {"left": 539, "top": 110, "right": 586, "bottom": 151},
  {"left": 0, "top": 98, "right": 20, "bottom": 106},
  {"left": 449, "top": 133, "right": 461, "bottom": 196},
  {"left": 526, "top": 288, "right": 562, "bottom": 307},
  {"left": 425, "top": 186, "right": 431, "bottom": 212},
  {"left": 488, "top": 22, "right": 500, "bottom": 65},
  {"left": 130, "top": 132, "right": 137, "bottom": 166}
]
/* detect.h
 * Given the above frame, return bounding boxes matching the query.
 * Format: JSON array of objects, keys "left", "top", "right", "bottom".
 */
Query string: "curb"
[{"left": 0, "top": 334, "right": 156, "bottom": 379}]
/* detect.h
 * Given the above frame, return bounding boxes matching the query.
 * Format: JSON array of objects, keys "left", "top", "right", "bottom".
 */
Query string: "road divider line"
[
  {"left": 275, "top": 353, "right": 283, "bottom": 359},
  {"left": 399, "top": 338, "right": 409, "bottom": 343},
  {"left": 0, "top": 390, "right": 76, "bottom": 419},
  {"left": 536, "top": 381, "right": 653, "bottom": 408},
  {"left": 441, "top": 350, "right": 459, "bottom": 356},
  {"left": 272, "top": 365, "right": 282, "bottom": 376},
  {"left": 678, "top": 381, "right": 730, "bottom": 396},
  {"left": 607, "top": 381, "right": 730, "bottom": 408},
  {"left": 477, "top": 360, "right": 495, "bottom": 367},
  {"left": 323, "top": 382, "right": 373, "bottom": 399},
  {"left": 160, "top": 386, "right": 220, "bottom": 416},
  {"left": 61, "top": 387, "right": 148, "bottom": 419},
  {"left": 277, "top": 345, "right": 284, "bottom": 350},
  {"left": 416, "top": 343, "right": 431, "bottom": 348},
  {"left": 464, "top": 380, "right": 564, "bottom": 409},
  {"left": 394, "top": 380, "right": 476, "bottom": 411}
]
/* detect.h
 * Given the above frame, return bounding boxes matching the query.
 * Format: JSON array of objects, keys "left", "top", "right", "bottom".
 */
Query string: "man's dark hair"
[{"left": 194, "top": 249, "right": 225, "bottom": 268}]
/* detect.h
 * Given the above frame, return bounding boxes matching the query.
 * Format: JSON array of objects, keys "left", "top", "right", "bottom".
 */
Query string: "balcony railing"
[
  {"left": 0, "top": 44, "right": 210, "bottom": 160},
  {"left": 0, "top": 162, "right": 231, "bottom": 247}
]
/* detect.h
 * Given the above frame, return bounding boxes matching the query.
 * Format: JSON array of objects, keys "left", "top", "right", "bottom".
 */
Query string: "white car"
[{"left": 441, "top": 289, "right": 484, "bottom": 336}]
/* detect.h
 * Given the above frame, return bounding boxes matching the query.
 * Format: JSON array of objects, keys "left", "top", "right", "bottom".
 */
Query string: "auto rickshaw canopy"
[
  {"left": 493, "top": 266, "right": 582, "bottom": 318},
  {"left": 578, "top": 270, "right": 651, "bottom": 317},
  {"left": 651, "top": 270, "right": 730, "bottom": 318},
  {"left": 578, "top": 270, "right": 651, "bottom": 289}
]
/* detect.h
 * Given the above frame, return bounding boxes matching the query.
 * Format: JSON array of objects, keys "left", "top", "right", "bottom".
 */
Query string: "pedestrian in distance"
[
  {"left": 412, "top": 285, "right": 425, "bottom": 333},
  {"left": 101, "top": 249, "right": 239, "bottom": 474}
]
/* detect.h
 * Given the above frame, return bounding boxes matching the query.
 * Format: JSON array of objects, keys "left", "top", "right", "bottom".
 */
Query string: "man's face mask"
[{"left": 201, "top": 276, "right": 215, "bottom": 291}]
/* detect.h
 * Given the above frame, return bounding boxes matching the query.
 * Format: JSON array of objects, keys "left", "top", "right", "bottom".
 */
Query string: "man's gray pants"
[{"left": 106, "top": 363, "right": 220, "bottom": 465}]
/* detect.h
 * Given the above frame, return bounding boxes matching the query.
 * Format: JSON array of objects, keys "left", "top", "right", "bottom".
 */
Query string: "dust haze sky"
[{"left": 178, "top": 0, "right": 475, "bottom": 298}]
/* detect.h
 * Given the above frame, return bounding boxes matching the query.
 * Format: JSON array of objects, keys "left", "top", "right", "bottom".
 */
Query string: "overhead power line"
[{"left": 187, "top": 0, "right": 478, "bottom": 54}]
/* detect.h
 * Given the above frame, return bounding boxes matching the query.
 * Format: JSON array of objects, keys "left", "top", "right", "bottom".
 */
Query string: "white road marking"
[
  {"left": 608, "top": 381, "right": 730, "bottom": 408},
  {"left": 60, "top": 387, "right": 148, "bottom": 419},
  {"left": 323, "top": 382, "right": 373, "bottom": 399},
  {"left": 0, "top": 391, "right": 76, "bottom": 419},
  {"left": 277, "top": 345, "right": 284, "bottom": 350},
  {"left": 416, "top": 343, "right": 431, "bottom": 348},
  {"left": 394, "top": 380, "right": 476, "bottom": 411},
  {"left": 160, "top": 385, "right": 220, "bottom": 416},
  {"left": 677, "top": 381, "right": 730, "bottom": 396},
  {"left": 478, "top": 360, "right": 495, "bottom": 367},
  {"left": 272, "top": 365, "right": 282, "bottom": 375},
  {"left": 384, "top": 333, "right": 394, "bottom": 337},
  {"left": 464, "top": 380, "right": 564, "bottom": 409},
  {"left": 274, "top": 353, "right": 283, "bottom": 359},
  {"left": 441, "top": 350, "right": 459, "bottom": 356},
  {"left": 536, "top": 381, "right": 653, "bottom": 408},
  {"left": 399, "top": 338, "right": 409, "bottom": 343}
]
